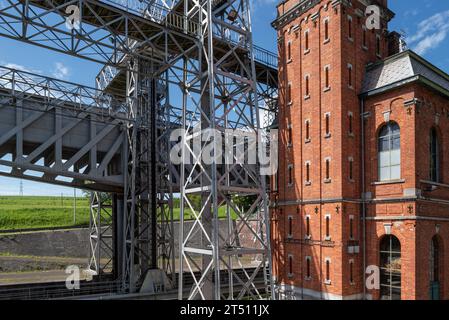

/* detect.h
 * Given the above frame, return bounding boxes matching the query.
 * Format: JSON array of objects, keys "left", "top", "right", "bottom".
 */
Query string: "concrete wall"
[
  {"left": 0, "top": 228, "right": 90, "bottom": 258},
  {"left": 0, "top": 220, "right": 257, "bottom": 259}
]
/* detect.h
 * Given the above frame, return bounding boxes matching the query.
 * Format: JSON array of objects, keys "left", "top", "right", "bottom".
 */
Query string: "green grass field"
[
  {"left": 0, "top": 196, "right": 91, "bottom": 230},
  {"left": 0, "top": 196, "right": 238, "bottom": 231}
]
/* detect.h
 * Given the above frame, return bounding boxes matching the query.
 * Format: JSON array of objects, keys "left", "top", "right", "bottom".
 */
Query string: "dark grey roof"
[{"left": 361, "top": 50, "right": 449, "bottom": 97}]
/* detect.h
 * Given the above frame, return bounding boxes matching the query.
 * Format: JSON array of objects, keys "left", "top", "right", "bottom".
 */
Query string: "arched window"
[
  {"left": 430, "top": 128, "right": 440, "bottom": 182},
  {"left": 306, "top": 257, "right": 311, "bottom": 278},
  {"left": 430, "top": 236, "right": 442, "bottom": 300},
  {"left": 305, "top": 215, "right": 311, "bottom": 238},
  {"left": 349, "top": 260, "right": 354, "bottom": 284},
  {"left": 378, "top": 122, "right": 401, "bottom": 181},
  {"left": 380, "top": 235, "right": 401, "bottom": 300}
]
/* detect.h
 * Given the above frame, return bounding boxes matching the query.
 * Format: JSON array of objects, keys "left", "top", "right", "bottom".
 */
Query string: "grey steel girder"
[{"left": 0, "top": 66, "right": 126, "bottom": 192}]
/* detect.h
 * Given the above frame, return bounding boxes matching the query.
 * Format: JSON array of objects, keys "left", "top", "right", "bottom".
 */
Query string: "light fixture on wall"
[{"left": 384, "top": 223, "right": 392, "bottom": 235}]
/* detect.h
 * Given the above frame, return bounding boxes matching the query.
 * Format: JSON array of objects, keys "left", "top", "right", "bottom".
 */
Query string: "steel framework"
[
  {"left": 88, "top": 192, "right": 114, "bottom": 275},
  {"left": 0, "top": 0, "right": 278, "bottom": 299},
  {"left": 177, "top": 0, "right": 274, "bottom": 300}
]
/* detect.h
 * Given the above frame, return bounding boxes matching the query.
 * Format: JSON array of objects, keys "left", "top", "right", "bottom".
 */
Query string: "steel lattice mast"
[{"left": 178, "top": 0, "right": 274, "bottom": 300}]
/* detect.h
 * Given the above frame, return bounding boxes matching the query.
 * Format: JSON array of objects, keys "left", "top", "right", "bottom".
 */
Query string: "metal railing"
[
  {"left": 0, "top": 280, "right": 121, "bottom": 300},
  {"left": 0, "top": 66, "right": 129, "bottom": 120},
  {"left": 106, "top": 1, "right": 276, "bottom": 67},
  {"left": 96, "top": 64, "right": 122, "bottom": 93},
  {"left": 104, "top": 0, "right": 200, "bottom": 35},
  {"left": 212, "top": 28, "right": 278, "bottom": 69},
  {"left": 253, "top": 45, "right": 278, "bottom": 69}
]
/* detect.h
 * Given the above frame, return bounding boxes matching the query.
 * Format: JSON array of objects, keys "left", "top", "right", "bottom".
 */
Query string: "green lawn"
[
  {"left": 0, "top": 196, "right": 239, "bottom": 231},
  {"left": 172, "top": 206, "right": 237, "bottom": 221},
  {"left": 0, "top": 196, "right": 90, "bottom": 230}
]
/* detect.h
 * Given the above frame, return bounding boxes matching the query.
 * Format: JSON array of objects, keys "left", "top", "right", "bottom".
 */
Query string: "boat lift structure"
[{"left": 0, "top": 0, "right": 278, "bottom": 300}]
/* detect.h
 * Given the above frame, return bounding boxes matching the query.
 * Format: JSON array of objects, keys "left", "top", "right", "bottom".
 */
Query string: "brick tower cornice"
[{"left": 272, "top": 0, "right": 394, "bottom": 31}]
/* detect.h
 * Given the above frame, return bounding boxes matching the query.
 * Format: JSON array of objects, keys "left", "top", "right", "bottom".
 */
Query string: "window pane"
[
  {"left": 392, "top": 136, "right": 400, "bottom": 150},
  {"left": 379, "top": 151, "right": 391, "bottom": 167},
  {"left": 380, "top": 167, "right": 390, "bottom": 181},
  {"left": 390, "top": 149, "right": 400, "bottom": 166},
  {"left": 391, "top": 123, "right": 400, "bottom": 134},
  {"left": 391, "top": 165, "right": 401, "bottom": 180},
  {"left": 378, "top": 122, "right": 401, "bottom": 182},
  {"left": 379, "top": 138, "right": 389, "bottom": 151},
  {"left": 379, "top": 126, "right": 390, "bottom": 139}
]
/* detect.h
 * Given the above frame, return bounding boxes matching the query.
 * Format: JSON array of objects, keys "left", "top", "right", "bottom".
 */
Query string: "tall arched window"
[
  {"left": 430, "top": 128, "right": 440, "bottom": 182},
  {"left": 430, "top": 235, "right": 442, "bottom": 300},
  {"left": 380, "top": 235, "right": 401, "bottom": 300},
  {"left": 378, "top": 122, "right": 401, "bottom": 181}
]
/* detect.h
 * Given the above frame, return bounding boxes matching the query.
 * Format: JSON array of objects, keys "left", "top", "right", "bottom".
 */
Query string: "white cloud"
[
  {"left": 1, "top": 61, "right": 70, "bottom": 80},
  {"left": 1, "top": 61, "right": 40, "bottom": 74},
  {"left": 407, "top": 10, "right": 449, "bottom": 55},
  {"left": 52, "top": 62, "right": 70, "bottom": 80},
  {"left": 403, "top": 9, "right": 418, "bottom": 18}
]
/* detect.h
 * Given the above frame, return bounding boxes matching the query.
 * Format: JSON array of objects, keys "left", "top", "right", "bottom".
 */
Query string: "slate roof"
[{"left": 361, "top": 50, "right": 449, "bottom": 97}]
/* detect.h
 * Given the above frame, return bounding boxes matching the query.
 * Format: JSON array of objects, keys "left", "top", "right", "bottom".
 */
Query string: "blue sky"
[{"left": 0, "top": 0, "right": 448, "bottom": 196}]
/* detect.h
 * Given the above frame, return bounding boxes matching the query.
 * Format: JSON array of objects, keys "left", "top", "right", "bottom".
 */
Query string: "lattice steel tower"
[{"left": 177, "top": 0, "right": 274, "bottom": 300}]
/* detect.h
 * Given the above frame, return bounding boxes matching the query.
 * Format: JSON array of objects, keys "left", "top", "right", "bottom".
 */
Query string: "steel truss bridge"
[{"left": 0, "top": 0, "right": 278, "bottom": 300}]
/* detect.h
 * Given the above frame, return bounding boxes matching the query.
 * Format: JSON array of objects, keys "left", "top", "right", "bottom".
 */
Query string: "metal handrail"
[
  {"left": 105, "top": 2, "right": 277, "bottom": 68},
  {"left": 212, "top": 29, "right": 278, "bottom": 69},
  {"left": 104, "top": 0, "right": 200, "bottom": 36},
  {"left": 0, "top": 280, "right": 121, "bottom": 300},
  {"left": 253, "top": 45, "right": 278, "bottom": 69},
  {"left": 0, "top": 66, "right": 129, "bottom": 120}
]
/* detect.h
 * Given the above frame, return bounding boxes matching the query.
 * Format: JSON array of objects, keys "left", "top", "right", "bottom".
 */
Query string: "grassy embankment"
[{"left": 0, "top": 196, "right": 237, "bottom": 230}]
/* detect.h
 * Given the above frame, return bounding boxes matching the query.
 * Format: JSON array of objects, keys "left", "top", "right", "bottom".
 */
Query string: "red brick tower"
[
  {"left": 272, "top": 0, "right": 449, "bottom": 301},
  {"left": 271, "top": 0, "right": 395, "bottom": 299}
]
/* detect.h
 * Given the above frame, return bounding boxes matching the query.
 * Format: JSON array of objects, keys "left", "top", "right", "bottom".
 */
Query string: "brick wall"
[{"left": 272, "top": 0, "right": 449, "bottom": 300}]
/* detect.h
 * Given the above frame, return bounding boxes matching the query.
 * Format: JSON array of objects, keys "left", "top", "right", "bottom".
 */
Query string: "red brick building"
[{"left": 271, "top": 0, "right": 449, "bottom": 300}]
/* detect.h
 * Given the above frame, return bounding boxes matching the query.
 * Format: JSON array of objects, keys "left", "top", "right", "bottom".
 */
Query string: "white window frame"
[
  {"left": 347, "top": 63, "right": 353, "bottom": 89},
  {"left": 362, "top": 25, "right": 368, "bottom": 50},
  {"left": 304, "top": 74, "right": 310, "bottom": 99},
  {"left": 376, "top": 34, "right": 381, "bottom": 57},
  {"left": 287, "top": 215, "right": 293, "bottom": 239},
  {"left": 324, "top": 112, "right": 331, "bottom": 137},
  {"left": 348, "top": 111, "right": 354, "bottom": 135},
  {"left": 287, "top": 40, "right": 292, "bottom": 63},
  {"left": 324, "top": 65, "right": 331, "bottom": 91},
  {"left": 305, "top": 119, "right": 311, "bottom": 142},
  {"left": 305, "top": 161, "right": 312, "bottom": 185},
  {"left": 288, "top": 254, "right": 294, "bottom": 278},
  {"left": 305, "top": 214, "right": 311, "bottom": 239},
  {"left": 287, "top": 82, "right": 293, "bottom": 105},
  {"left": 305, "top": 256, "right": 312, "bottom": 280},
  {"left": 349, "top": 259, "right": 355, "bottom": 285},
  {"left": 378, "top": 122, "right": 401, "bottom": 182},
  {"left": 323, "top": 17, "right": 330, "bottom": 43},
  {"left": 304, "top": 29, "right": 310, "bottom": 53},
  {"left": 349, "top": 215, "right": 355, "bottom": 240},
  {"left": 348, "top": 156, "right": 354, "bottom": 181},
  {"left": 288, "top": 164, "right": 294, "bottom": 187},
  {"left": 324, "top": 157, "right": 332, "bottom": 183},
  {"left": 324, "top": 257, "right": 332, "bottom": 284},
  {"left": 287, "top": 123, "right": 293, "bottom": 147},
  {"left": 324, "top": 214, "right": 331, "bottom": 241},
  {"left": 347, "top": 15, "right": 353, "bottom": 41}
]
